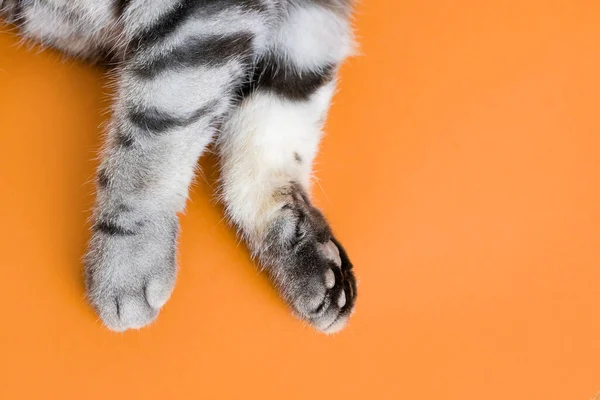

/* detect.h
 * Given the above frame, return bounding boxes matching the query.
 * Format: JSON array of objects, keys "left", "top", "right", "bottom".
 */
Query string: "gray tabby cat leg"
[{"left": 85, "top": 4, "right": 264, "bottom": 330}]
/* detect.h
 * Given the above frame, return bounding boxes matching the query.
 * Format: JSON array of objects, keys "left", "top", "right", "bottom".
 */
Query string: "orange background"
[{"left": 1, "top": 0, "right": 599, "bottom": 399}]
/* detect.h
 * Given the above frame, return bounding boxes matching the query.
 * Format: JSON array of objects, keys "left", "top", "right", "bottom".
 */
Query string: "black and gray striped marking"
[
  {"left": 243, "top": 55, "right": 336, "bottom": 101},
  {"left": 132, "top": 32, "right": 254, "bottom": 79},
  {"left": 130, "top": 0, "right": 266, "bottom": 52},
  {"left": 115, "top": 129, "right": 135, "bottom": 148},
  {"left": 97, "top": 169, "right": 110, "bottom": 188},
  {"left": 127, "top": 101, "right": 217, "bottom": 135},
  {"left": 115, "top": 0, "right": 132, "bottom": 16},
  {"left": 94, "top": 220, "right": 138, "bottom": 236}
]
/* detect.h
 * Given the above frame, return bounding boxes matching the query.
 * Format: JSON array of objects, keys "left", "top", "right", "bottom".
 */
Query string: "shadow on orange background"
[{"left": 0, "top": 1, "right": 599, "bottom": 399}]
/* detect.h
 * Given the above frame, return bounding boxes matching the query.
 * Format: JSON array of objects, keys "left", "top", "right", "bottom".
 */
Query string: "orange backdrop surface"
[{"left": 1, "top": 1, "right": 599, "bottom": 399}]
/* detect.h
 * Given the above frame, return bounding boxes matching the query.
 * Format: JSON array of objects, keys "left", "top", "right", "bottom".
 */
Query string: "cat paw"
[
  {"left": 292, "top": 238, "right": 357, "bottom": 334},
  {"left": 85, "top": 269, "right": 176, "bottom": 332},
  {"left": 84, "top": 220, "right": 178, "bottom": 332},
  {"left": 261, "top": 184, "right": 357, "bottom": 334}
]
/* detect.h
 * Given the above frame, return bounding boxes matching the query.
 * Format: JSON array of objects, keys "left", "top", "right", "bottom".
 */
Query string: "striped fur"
[{"left": 1, "top": 0, "right": 357, "bottom": 334}]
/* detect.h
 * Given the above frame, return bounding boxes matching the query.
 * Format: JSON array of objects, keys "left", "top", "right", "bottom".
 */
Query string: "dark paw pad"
[
  {"left": 261, "top": 184, "right": 357, "bottom": 333},
  {"left": 292, "top": 237, "right": 357, "bottom": 333}
]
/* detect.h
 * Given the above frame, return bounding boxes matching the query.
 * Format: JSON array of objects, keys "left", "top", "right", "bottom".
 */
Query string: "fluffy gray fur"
[{"left": 1, "top": 0, "right": 357, "bottom": 334}]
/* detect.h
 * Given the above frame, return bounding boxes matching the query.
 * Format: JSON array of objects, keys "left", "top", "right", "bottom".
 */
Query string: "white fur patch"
[{"left": 219, "top": 82, "right": 336, "bottom": 240}]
